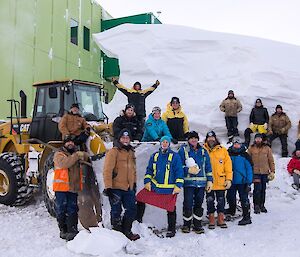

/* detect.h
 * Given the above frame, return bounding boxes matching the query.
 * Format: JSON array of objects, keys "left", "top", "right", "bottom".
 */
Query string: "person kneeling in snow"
[
  {"left": 136, "top": 136, "right": 184, "bottom": 238},
  {"left": 53, "top": 135, "right": 89, "bottom": 241},
  {"left": 178, "top": 131, "right": 213, "bottom": 234},
  {"left": 204, "top": 131, "right": 233, "bottom": 229},
  {"left": 287, "top": 141, "right": 300, "bottom": 190},
  {"left": 226, "top": 137, "right": 253, "bottom": 225},
  {"left": 142, "top": 106, "right": 176, "bottom": 143},
  {"left": 247, "top": 133, "right": 275, "bottom": 214},
  {"left": 103, "top": 129, "right": 140, "bottom": 241}
]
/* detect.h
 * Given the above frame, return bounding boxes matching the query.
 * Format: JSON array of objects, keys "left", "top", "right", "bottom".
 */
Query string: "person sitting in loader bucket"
[{"left": 58, "top": 103, "right": 91, "bottom": 145}]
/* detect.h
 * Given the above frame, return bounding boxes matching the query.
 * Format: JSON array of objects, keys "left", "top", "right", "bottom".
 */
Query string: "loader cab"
[{"left": 30, "top": 80, "right": 107, "bottom": 143}]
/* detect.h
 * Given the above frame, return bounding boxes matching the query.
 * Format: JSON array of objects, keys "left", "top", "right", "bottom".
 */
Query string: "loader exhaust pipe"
[{"left": 19, "top": 90, "right": 27, "bottom": 118}]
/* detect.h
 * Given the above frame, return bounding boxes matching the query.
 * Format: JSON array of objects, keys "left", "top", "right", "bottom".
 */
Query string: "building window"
[
  {"left": 70, "top": 19, "right": 78, "bottom": 45},
  {"left": 83, "top": 26, "right": 90, "bottom": 51}
]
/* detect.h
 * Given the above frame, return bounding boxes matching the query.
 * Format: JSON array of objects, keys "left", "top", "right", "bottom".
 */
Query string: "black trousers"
[
  {"left": 225, "top": 116, "right": 238, "bottom": 137},
  {"left": 269, "top": 133, "right": 288, "bottom": 157}
]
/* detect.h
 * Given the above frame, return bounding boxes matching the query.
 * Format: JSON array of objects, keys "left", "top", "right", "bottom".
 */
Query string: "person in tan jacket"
[
  {"left": 204, "top": 131, "right": 233, "bottom": 229},
  {"left": 247, "top": 133, "right": 275, "bottom": 214},
  {"left": 103, "top": 128, "right": 140, "bottom": 241},
  {"left": 58, "top": 103, "right": 91, "bottom": 145},
  {"left": 219, "top": 90, "right": 242, "bottom": 142},
  {"left": 53, "top": 135, "right": 89, "bottom": 241},
  {"left": 268, "top": 105, "right": 291, "bottom": 157}
]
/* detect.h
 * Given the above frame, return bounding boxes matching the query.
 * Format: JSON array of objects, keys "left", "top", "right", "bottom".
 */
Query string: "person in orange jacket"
[
  {"left": 53, "top": 135, "right": 89, "bottom": 241},
  {"left": 204, "top": 131, "right": 233, "bottom": 229}
]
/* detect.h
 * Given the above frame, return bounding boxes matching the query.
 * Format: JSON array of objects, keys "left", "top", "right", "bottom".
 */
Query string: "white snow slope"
[{"left": 1, "top": 24, "right": 300, "bottom": 257}]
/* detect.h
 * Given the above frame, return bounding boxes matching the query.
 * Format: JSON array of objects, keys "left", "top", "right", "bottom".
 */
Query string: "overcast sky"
[{"left": 97, "top": 0, "right": 300, "bottom": 46}]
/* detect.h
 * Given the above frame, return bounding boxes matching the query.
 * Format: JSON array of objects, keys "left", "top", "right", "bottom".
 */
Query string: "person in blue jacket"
[
  {"left": 142, "top": 106, "right": 175, "bottom": 143},
  {"left": 178, "top": 131, "right": 213, "bottom": 234},
  {"left": 136, "top": 136, "right": 184, "bottom": 238},
  {"left": 226, "top": 136, "right": 253, "bottom": 226}
]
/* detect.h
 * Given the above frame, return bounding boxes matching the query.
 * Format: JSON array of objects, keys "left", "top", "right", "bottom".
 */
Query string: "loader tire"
[
  {"left": 42, "top": 152, "right": 56, "bottom": 217},
  {"left": 0, "top": 152, "right": 33, "bottom": 206}
]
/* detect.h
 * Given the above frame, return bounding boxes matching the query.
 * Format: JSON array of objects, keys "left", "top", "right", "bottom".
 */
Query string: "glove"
[
  {"left": 111, "top": 77, "right": 119, "bottom": 85},
  {"left": 294, "top": 169, "right": 300, "bottom": 175},
  {"left": 188, "top": 165, "right": 200, "bottom": 175},
  {"left": 173, "top": 186, "right": 181, "bottom": 194},
  {"left": 268, "top": 172, "right": 275, "bottom": 181},
  {"left": 263, "top": 123, "right": 268, "bottom": 130},
  {"left": 205, "top": 181, "right": 213, "bottom": 193},
  {"left": 103, "top": 188, "right": 120, "bottom": 204},
  {"left": 224, "top": 180, "right": 232, "bottom": 190},
  {"left": 76, "top": 151, "right": 86, "bottom": 161},
  {"left": 171, "top": 138, "right": 178, "bottom": 144},
  {"left": 280, "top": 128, "right": 286, "bottom": 134},
  {"left": 144, "top": 182, "right": 151, "bottom": 191},
  {"left": 155, "top": 80, "right": 160, "bottom": 86}
]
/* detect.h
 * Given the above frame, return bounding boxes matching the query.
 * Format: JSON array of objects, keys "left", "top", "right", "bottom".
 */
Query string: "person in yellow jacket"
[
  {"left": 161, "top": 97, "right": 189, "bottom": 141},
  {"left": 204, "top": 131, "right": 233, "bottom": 229}
]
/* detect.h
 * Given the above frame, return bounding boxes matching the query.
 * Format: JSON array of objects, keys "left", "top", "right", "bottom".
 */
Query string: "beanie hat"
[
  {"left": 152, "top": 106, "right": 161, "bottom": 114},
  {"left": 228, "top": 90, "right": 234, "bottom": 95},
  {"left": 254, "top": 133, "right": 263, "bottom": 139},
  {"left": 160, "top": 135, "right": 171, "bottom": 143},
  {"left": 125, "top": 103, "right": 135, "bottom": 111},
  {"left": 133, "top": 81, "right": 141, "bottom": 89},
  {"left": 232, "top": 136, "right": 242, "bottom": 144},
  {"left": 275, "top": 104, "right": 283, "bottom": 110},
  {"left": 206, "top": 130, "right": 216, "bottom": 140},
  {"left": 187, "top": 131, "right": 199, "bottom": 140},
  {"left": 170, "top": 97, "right": 180, "bottom": 104},
  {"left": 255, "top": 98, "right": 262, "bottom": 104},
  {"left": 63, "top": 134, "right": 76, "bottom": 143},
  {"left": 70, "top": 103, "right": 79, "bottom": 109},
  {"left": 118, "top": 128, "right": 132, "bottom": 140},
  {"left": 295, "top": 140, "right": 300, "bottom": 151}
]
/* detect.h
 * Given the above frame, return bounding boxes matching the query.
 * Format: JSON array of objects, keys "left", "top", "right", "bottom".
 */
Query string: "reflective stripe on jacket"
[
  {"left": 53, "top": 168, "right": 83, "bottom": 192},
  {"left": 144, "top": 148, "right": 184, "bottom": 194},
  {"left": 178, "top": 143, "right": 213, "bottom": 188}
]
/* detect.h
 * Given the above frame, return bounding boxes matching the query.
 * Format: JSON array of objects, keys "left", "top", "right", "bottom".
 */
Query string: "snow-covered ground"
[{"left": 1, "top": 24, "right": 300, "bottom": 256}]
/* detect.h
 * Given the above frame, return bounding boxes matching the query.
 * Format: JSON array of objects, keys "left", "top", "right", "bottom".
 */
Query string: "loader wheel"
[
  {"left": 0, "top": 152, "right": 33, "bottom": 205},
  {"left": 42, "top": 152, "right": 56, "bottom": 217}
]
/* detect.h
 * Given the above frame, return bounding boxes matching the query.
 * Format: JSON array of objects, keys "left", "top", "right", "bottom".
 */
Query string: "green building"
[{"left": 0, "top": 0, "right": 161, "bottom": 119}]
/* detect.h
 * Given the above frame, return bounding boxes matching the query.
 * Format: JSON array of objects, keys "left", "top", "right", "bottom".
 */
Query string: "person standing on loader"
[
  {"left": 53, "top": 135, "right": 89, "bottom": 241},
  {"left": 58, "top": 103, "right": 91, "bottom": 145},
  {"left": 103, "top": 129, "right": 140, "bottom": 241},
  {"left": 219, "top": 90, "right": 242, "bottom": 142},
  {"left": 178, "top": 131, "right": 213, "bottom": 234},
  {"left": 204, "top": 131, "right": 232, "bottom": 229},
  {"left": 112, "top": 78, "right": 160, "bottom": 129}
]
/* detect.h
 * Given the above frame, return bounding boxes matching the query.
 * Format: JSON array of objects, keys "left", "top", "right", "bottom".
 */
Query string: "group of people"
[{"left": 51, "top": 79, "right": 300, "bottom": 242}]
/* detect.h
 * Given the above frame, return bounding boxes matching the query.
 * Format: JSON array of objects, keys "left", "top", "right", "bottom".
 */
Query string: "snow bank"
[
  {"left": 67, "top": 227, "right": 128, "bottom": 256},
  {"left": 93, "top": 24, "right": 300, "bottom": 154}
]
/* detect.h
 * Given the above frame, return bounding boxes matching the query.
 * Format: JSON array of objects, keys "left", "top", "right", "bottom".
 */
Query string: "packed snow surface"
[{"left": 1, "top": 24, "right": 300, "bottom": 257}]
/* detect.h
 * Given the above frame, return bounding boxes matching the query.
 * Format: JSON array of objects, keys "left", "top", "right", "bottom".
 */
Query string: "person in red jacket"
[{"left": 287, "top": 141, "right": 300, "bottom": 190}]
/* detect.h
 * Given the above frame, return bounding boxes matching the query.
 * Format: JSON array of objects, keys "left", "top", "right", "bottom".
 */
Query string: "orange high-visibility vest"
[{"left": 53, "top": 168, "right": 83, "bottom": 192}]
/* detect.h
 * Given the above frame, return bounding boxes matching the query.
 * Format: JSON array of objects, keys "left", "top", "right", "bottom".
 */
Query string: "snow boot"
[
  {"left": 122, "top": 217, "right": 140, "bottom": 241},
  {"left": 57, "top": 218, "right": 67, "bottom": 240},
  {"left": 166, "top": 211, "right": 176, "bottom": 238},
  {"left": 111, "top": 218, "right": 122, "bottom": 232},
  {"left": 193, "top": 207, "right": 204, "bottom": 234},
  {"left": 238, "top": 206, "right": 252, "bottom": 226},
  {"left": 217, "top": 213, "right": 227, "bottom": 228},
  {"left": 66, "top": 213, "right": 79, "bottom": 241},
  {"left": 182, "top": 208, "right": 192, "bottom": 233},
  {"left": 260, "top": 205, "right": 268, "bottom": 213},
  {"left": 136, "top": 201, "right": 146, "bottom": 223},
  {"left": 292, "top": 183, "right": 300, "bottom": 190},
  {"left": 208, "top": 213, "right": 215, "bottom": 229},
  {"left": 254, "top": 205, "right": 261, "bottom": 214},
  {"left": 224, "top": 205, "right": 236, "bottom": 216}
]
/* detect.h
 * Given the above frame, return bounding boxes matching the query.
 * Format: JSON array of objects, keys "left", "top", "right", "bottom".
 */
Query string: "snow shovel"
[{"left": 136, "top": 188, "right": 177, "bottom": 212}]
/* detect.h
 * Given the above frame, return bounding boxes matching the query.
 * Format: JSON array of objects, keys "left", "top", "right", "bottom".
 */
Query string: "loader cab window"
[
  {"left": 72, "top": 84, "right": 105, "bottom": 121},
  {"left": 35, "top": 87, "right": 61, "bottom": 117}
]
